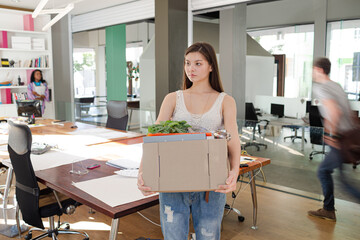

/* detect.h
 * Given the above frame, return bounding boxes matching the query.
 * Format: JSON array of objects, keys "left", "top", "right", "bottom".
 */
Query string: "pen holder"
[{"left": 69, "top": 160, "right": 88, "bottom": 175}]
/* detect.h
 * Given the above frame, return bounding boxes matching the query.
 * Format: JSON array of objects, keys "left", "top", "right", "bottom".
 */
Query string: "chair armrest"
[{"left": 259, "top": 120, "right": 270, "bottom": 129}]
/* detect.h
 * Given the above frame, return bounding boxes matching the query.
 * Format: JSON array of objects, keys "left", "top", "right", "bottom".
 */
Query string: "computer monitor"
[
  {"left": 270, "top": 103, "right": 284, "bottom": 118},
  {"left": 306, "top": 100, "right": 312, "bottom": 113},
  {"left": 16, "top": 100, "right": 42, "bottom": 117}
]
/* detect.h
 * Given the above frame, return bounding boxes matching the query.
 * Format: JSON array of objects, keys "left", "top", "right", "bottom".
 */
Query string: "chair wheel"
[
  {"left": 353, "top": 165, "right": 357, "bottom": 169},
  {"left": 25, "top": 233, "right": 32, "bottom": 240},
  {"left": 238, "top": 216, "right": 245, "bottom": 222},
  {"left": 309, "top": 156, "right": 313, "bottom": 160}
]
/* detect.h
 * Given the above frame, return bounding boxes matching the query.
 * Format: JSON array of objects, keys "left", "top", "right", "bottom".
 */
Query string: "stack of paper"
[{"left": 106, "top": 158, "right": 140, "bottom": 169}]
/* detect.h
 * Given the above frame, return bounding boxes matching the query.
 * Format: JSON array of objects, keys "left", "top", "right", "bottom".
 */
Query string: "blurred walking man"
[{"left": 308, "top": 58, "right": 354, "bottom": 221}]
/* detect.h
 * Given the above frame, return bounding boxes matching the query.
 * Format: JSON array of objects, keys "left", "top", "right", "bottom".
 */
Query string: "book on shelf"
[
  {"left": 0, "top": 31, "right": 8, "bottom": 48},
  {"left": 0, "top": 88, "right": 12, "bottom": 104},
  {"left": 22, "top": 55, "right": 49, "bottom": 68},
  {"left": 12, "top": 92, "right": 28, "bottom": 102}
]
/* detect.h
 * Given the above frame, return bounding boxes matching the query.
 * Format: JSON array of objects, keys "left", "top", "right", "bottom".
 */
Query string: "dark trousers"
[{"left": 317, "top": 146, "right": 342, "bottom": 211}]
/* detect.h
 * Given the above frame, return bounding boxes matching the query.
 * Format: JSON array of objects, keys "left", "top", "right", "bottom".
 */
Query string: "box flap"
[{"left": 208, "top": 139, "right": 228, "bottom": 189}]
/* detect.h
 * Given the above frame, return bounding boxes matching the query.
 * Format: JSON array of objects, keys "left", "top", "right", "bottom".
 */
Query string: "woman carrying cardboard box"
[{"left": 138, "top": 42, "right": 241, "bottom": 240}]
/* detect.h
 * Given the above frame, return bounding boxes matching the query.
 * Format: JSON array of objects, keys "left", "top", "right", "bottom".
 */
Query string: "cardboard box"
[{"left": 142, "top": 138, "right": 228, "bottom": 192}]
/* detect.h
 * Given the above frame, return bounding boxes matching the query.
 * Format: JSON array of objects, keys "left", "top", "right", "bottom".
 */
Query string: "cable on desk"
[{"left": 137, "top": 211, "right": 161, "bottom": 227}]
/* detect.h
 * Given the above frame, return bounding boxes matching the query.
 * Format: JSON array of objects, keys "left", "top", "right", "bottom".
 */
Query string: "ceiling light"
[
  {"left": 32, "top": 0, "right": 49, "bottom": 18},
  {"left": 42, "top": 3, "right": 74, "bottom": 31}
]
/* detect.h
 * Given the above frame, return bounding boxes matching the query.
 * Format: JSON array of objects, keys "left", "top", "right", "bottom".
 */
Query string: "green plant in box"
[{"left": 148, "top": 120, "right": 191, "bottom": 134}]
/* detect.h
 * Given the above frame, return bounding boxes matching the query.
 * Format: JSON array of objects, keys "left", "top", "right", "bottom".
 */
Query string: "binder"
[{"left": 0, "top": 31, "right": 7, "bottom": 48}]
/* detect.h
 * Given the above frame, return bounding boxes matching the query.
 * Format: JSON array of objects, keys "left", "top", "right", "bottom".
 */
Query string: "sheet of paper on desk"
[
  {"left": 0, "top": 135, "right": 7, "bottom": 145},
  {"left": 106, "top": 158, "right": 140, "bottom": 169},
  {"left": 67, "top": 128, "right": 141, "bottom": 140},
  {"left": 90, "top": 143, "right": 143, "bottom": 162},
  {"left": 0, "top": 144, "right": 8, "bottom": 156},
  {"left": 32, "top": 134, "right": 110, "bottom": 149},
  {"left": 72, "top": 175, "right": 157, "bottom": 208},
  {"left": 240, "top": 156, "right": 255, "bottom": 163},
  {"left": 31, "top": 147, "right": 96, "bottom": 171}
]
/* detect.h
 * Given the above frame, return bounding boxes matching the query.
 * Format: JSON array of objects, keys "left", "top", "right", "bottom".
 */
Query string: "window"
[
  {"left": 248, "top": 24, "right": 314, "bottom": 98},
  {"left": 73, "top": 48, "right": 96, "bottom": 97},
  {"left": 126, "top": 43, "right": 143, "bottom": 97},
  {"left": 327, "top": 20, "right": 360, "bottom": 100}
]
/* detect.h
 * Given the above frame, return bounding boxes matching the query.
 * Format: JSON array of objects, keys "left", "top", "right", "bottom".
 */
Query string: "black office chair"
[
  {"left": 7, "top": 121, "right": 89, "bottom": 240},
  {"left": 106, "top": 100, "right": 128, "bottom": 131},
  {"left": 309, "top": 106, "right": 326, "bottom": 160},
  {"left": 244, "top": 103, "right": 269, "bottom": 151}
]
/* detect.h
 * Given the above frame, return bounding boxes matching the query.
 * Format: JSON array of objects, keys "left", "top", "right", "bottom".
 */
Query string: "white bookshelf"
[
  {"left": 0, "top": 8, "right": 55, "bottom": 119},
  {"left": 0, "top": 67, "right": 51, "bottom": 70}
]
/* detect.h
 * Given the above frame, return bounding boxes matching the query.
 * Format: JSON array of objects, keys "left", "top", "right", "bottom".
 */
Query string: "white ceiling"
[{"left": 0, "top": 0, "right": 138, "bottom": 15}]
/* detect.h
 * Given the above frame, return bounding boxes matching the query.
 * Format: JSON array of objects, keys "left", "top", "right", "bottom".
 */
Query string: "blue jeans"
[
  {"left": 159, "top": 191, "right": 226, "bottom": 240},
  {"left": 317, "top": 147, "right": 342, "bottom": 211}
]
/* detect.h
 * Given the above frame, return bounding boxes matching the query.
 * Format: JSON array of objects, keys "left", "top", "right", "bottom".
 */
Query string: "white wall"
[
  {"left": 139, "top": 36, "right": 156, "bottom": 132},
  {"left": 246, "top": 56, "right": 274, "bottom": 103},
  {"left": 255, "top": 95, "right": 308, "bottom": 119}
]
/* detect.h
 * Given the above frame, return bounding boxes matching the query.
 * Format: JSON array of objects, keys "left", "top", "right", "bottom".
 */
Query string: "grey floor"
[{"left": 242, "top": 126, "right": 360, "bottom": 204}]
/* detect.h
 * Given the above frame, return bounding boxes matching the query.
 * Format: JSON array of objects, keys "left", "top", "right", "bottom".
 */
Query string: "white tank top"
[{"left": 172, "top": 90, "right": 227, "bottom": 132}]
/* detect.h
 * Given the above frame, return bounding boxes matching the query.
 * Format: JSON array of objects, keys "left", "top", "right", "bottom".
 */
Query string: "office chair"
[
  {"left": 106, "top": 100, "right": 128, "bottom": 131},
  {"left": 7, "top": 121, "right": 89, "bottom": 240},
  {"left": 283, "top": 125, "right": 307, "bottom": 143},
  {"left": 309, "top": 106, "right": 326, "bottom": 160},
  {"left": 244, "top": 103, "right": 269, "bottom": 151}
]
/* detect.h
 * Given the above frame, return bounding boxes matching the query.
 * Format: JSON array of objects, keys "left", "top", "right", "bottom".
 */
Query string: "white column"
[
  {"left": 313, "top": 0, "right": 327, "bottom": 58},
  {"left": 188, "top": 0, "right": 193, "bottom": 46}
]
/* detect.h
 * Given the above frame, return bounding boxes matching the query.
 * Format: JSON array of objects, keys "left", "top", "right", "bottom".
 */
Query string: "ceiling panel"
[{"left": 0, "top": 0, "right": 138, "bottom": 15}]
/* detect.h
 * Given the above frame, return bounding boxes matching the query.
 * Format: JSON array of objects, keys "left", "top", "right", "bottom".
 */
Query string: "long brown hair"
[{"left": 182, "top": 42, "right": 224, "bottom": 92}]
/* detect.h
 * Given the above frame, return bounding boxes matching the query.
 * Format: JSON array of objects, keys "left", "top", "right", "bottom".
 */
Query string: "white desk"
[{"left": 259, "top": 114, "right": 308, "bottom": 151}]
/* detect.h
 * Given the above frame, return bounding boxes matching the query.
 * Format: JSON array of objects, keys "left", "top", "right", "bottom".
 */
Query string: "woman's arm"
[
  {"left": 27, "top": 83, "right": 37, "bottom": 100},
  {"left": 154, "top": 92, "right": 177, "bottom": 124},
  {"left": 216, "top": 95, "right": 241, "bottom": 193},
  {"left": 138, "top": 92, "right": 177, "bottom": 195},
  {"left": 43, "top": 82, "right": 50, "bottom": 102}
]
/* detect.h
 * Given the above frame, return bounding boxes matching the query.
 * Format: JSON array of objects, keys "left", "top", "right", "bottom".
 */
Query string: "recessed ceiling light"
[{"left": 11, "top": 0, "right": 21, "bottom": 3}]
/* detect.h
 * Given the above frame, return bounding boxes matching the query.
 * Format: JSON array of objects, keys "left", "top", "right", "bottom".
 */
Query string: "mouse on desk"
[{"left": 70, "top": 125, "right": 78, "bottom": 129}]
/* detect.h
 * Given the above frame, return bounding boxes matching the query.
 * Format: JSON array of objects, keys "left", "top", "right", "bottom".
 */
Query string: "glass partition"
[
  {"left": 248, "top": 24, "right": 314, "bottom": 98},
  {"left": 327, "top": 19, "right": 360, "bottom": 100},
  {"left": 237, "top": 118, "right": 360, "bottom": 204}
]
